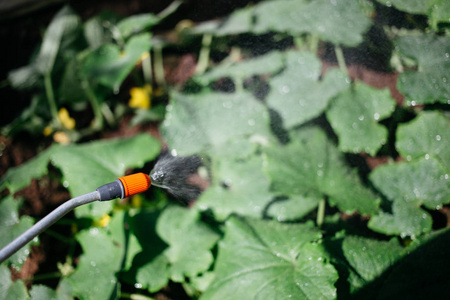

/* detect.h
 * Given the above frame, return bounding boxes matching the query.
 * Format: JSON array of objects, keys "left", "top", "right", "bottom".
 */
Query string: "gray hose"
[{"left": 0, "top": 191, "right": 100, "bottom": 264}]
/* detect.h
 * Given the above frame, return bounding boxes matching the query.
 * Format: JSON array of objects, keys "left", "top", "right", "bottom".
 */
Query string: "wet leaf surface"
[
  {"left": 201, "top": 217, "right": 338, "bottom": 300},
  {"left": 326, "top": 82, "right": 396, "bottom": 155},
  {"left": 267, "top": 51, "right": 349, "bottom": 129}
]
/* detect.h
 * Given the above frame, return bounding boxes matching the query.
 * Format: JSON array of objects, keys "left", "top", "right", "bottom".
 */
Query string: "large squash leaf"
[
  {"left": 267, "top": 51, "right": 349, "bottom": 129},
  {"left": 264, "top": 127, "right": 379, "bottom": 215},
  {"left": 201, "top": 217, "right": 338, "bottom": 300}
]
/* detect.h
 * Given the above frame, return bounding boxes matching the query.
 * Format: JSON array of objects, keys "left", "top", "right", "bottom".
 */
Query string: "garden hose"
[{"left": 0, "top": 173, "right": 151, "bottom": 264}]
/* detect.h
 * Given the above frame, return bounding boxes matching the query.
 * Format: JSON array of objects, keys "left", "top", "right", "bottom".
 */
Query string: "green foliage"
[
  {"left": 1, "top": 0, "right": 450, "bottom": 299},
  {"left": 0, "top": 266, "right": 28, "bottom": 300},
  {"left": 264, "top": 127, "right": 380, "bottom": 215},
  {"left": 395, "top": 34, "right": 450, "bottom": 105},
  {"left": 202, "top": 217, "right": 337, "bottom": 300},
  {"left": 1, "top": 134, "right": 161, "bottom": 217},
  {"left": 266, "top": 51, "right": 349, "bottom": 129},
  {"left": 0, "top": 196, "right": 36, "bottom": 270},
  {"left": 326, "top": 82, "right": 396, "bottom": 155}
]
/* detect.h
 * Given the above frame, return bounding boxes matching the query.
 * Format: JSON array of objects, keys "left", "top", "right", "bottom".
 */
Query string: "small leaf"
[
  {"left": 35, "top": 6, "right": 81, "bottom": 75},
  {"left": 29, "top": 284, "right": 72, "bottom": 300},
  {"left": 264, "top": 127, "right": 379, "bottom": 215},
  {"left": 201, "top": 217, "right": 338, "bottom": 300},
  {"left": 161, "top": 91, "right": 271, "bottom": 157},
  {"left": 396, "top": 34, "right": 450, "bottom": 105},
  {"left": 117, "top": 14, "right": 160, "bottom": 39},
  {"left": 327, "top": 82, "right": 396, "bottom": 155},
  {"left": 370, "top": 158, "right": 449, "bottom": 210},
  {"left": 266, "top": 195, "right": 320, "bottom": 222},
  {"left": 267, "top": 51, "right": 349, "bottom": 129},
  {"left": 82, "top": 33, "right": 151, "bottom": 90},
  {"left": 368, "top": 199, "right": 432, "bottom": 238},
  {"left": 0, "top": 196, "right": 36, "bottom": 269},
  {"left": 0, "top": 266, "right": 28, "bottom": 300},
  {"left": 195, "top": 51, "right": 285, "bottom": 85},
  {"left": 156, "top": 206, "right": 220, "bottom": 282},
  {"left": 196, "top": 156, "right": 273, "bottom": 221},
  {"left": 342, "top": 236, "right": 403, "bottom": 285},
  {"left": 396, "top": 111, "right": 450, "bottom": 171}
]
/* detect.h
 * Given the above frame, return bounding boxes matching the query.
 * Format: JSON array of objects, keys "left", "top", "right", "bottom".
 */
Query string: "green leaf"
[
  {"left": 375, "top": 0, "right": 450, "bottom": 22},
  {"left": 396, "top": 111, "right": 450, "bottom": 171},
  {"left": 29, "top": 284, "right": 72, "bottom": 300},
  {"left": 375, "top": 0, "right": 428, "bottom": 14},
  {"left": 0, "top": 147, "right": 56, "bottom": 194},
  {"left": 121, "top": 210, "right": 169, "bottom": 293},
  {"left": 8, "top": 65, "right": 40, "bottom": 90},
  {"left": 266, "top": 195, "right": 320, "bottom": 222},
  {"left": 195, "top": 51, "right": 285, "bottom": 85},
  {"left": 342, "top": 236, "right": 403, "bottom": 287},
  {"left": 368, "top": 199, "right": 432, "bottom": 238},
  {"left": 326, "top": 82, "right": 396, "bottom": 155},
  {"left": 429, "top": 0, "right": 450, "bottom": 24},
  {"left": 376, "top": 228, "right": 450, "bottom": 299},
  {"left": 196, "top": 156, "right": 273, "bottom": 221},
  {"left": 65, "top": 227, "right": 123, "bottom": 300},
  {"left": 0, "top": 265, "right": 29, "bottom": 300},
  {"left": 370, "top": 158, "right": 449, "bottom": 210},
  {"left": 117, "top": 14, "right": 160, "bottom": 39},
  {"left": 201, "top": 217, "right": 338, "bottom": 300},
  {"left": 264, "top": 127, "right": 379, "bottom": 215},
  {"left": 267, "top": 51, "right": 349, "bottom": 129},
  {"left": 396, "top": 34, "right": 450, "bottom": 105},
  {"left": 254, "top": 0, "right": 372, "bottom": 46},
  {"left": 156, "top": 206, "right": 220, "bottom": 282},
  {"left": 50, "top": 134, "right": 161, "bottom": 217},
  {"left": 0, "top": 196, "right": 36, "bottom": 270},
  {"left": 161, "top": 91, "right": 272, "bottom": 157},
  {"left": 35, "top": 6, "right": 81, "bottom": 75},
  {"left": 83, "top": 12, "right": 118, "bottom": 49},
  {"left": 82, "top": 33, "right": 151, "bottom": 90},
  {"left": 0, "top": 134, "right": 160, "bottom": 217}
]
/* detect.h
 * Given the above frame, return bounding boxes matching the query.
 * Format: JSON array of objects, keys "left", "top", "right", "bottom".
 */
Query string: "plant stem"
[
  {"left": 81, "top": 80, "right": 103, "bottom": 130},
  {"left": 294, "top": 36, "right": 304, "bottom": 50},
  {"left": 334, "top": 45, "right": 348, "bottom": 74},
  {"left": 316, "top": 199, "right": 326, "bottom": 227},
  {"left": 195, "top": 33, "right": 213, "bottom": 75},
  {"left": 44, "top": 73, "right": 60, "bottom": 125},
  {"left": 44, "top": 229, "right": 72, "bottom": 244},
  {"left": 153, "top": 44, "right": 166, "bottom": 87},
  {"left": 120, "top": 292, "right": 156, "bottom": 300},
  {"left": 309, "top": 35, "right": 319, "bottom": 55},
  {"left": 142, "top": 51, "right": 153, "bottom": 85},
  {"left": 23, "top": 271, "right": 61, "bottom": 282}
]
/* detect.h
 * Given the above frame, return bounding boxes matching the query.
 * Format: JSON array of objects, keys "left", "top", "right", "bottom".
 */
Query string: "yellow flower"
[
  {"left": 53, "top": 131, "right": 71, "bottom": 145},
  {"left": 129, "top": 84, "right": 152, "bottom": 109},
  {"left": 58, "top": 108, "right": 76, "bottom": 130},
  {"left": 71, "top": 223, "right": 78, "bottom": 235},
  {"left": 93, "top": 214, "right": 111, "bottom": 227},
  {"left": 131, "top": 194, "right": 143, "bottom": 208},
  {"left": 140, "top": 51, "right": 150, "bottom": 61},
  {"left": 43, "top": 126, "right": 53, "bottom": 136}
]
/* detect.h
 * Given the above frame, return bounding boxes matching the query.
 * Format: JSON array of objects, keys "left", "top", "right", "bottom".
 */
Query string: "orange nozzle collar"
[{"left": 118, "top": 173, "right": 151, "bottom": 198}]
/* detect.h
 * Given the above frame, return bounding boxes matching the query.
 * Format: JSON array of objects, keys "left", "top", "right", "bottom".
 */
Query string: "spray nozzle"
[{"left": 97, "top": 173, "right": 151, "bottom": 201}]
